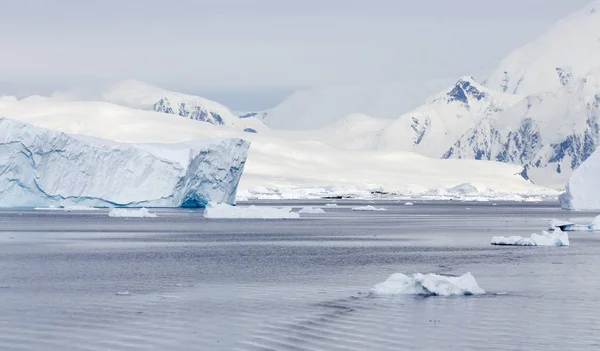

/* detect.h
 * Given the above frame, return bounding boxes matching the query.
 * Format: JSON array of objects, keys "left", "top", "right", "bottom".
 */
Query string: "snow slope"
[
  {"left": 0, "top": 118, "right": 248, "bottom": 207},
  {"left": 54, "top": 79, "right": 266, "bottom": 131},
  {"left": 445, "top": 68, "right": 600, "bottom": 188},
  {"left": 561, "top": 147, "right": 600, "bottom": 210},
  {"left": 290, "top": 78, "right": 521, "bottom": 158},
  {"left": 485, "top": 1, "right": 600, "bottom": 95},
  {"left": 253, "top": 78, "right": 454, "bottom": 130},
  {"left": 0, "top": 97, "right": 545, "bottom": 196}
]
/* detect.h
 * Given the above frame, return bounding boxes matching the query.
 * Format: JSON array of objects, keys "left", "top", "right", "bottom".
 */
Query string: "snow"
[
  {"left": 370, "top": 272, "right": 485, "bottom": 297},
  {"left": 351, "top": 205, "right": 386, "bottom": 211},
  {"left": 0, "top": 97, "right": 545, "bottom": 198},
  {"left": 0, "top": 118, "right": 248, "bottom": 207},
  {"left": 108, "top": 208, "right": 157, "bottom": 218},
  {"left": 562, "top": 147, "right": 600, "bottom": 210},
  {"left": 203, "top": 203, "right": 300, "bottom": 219},
  {"left": 491, "top": 229, "right": 569, "bottom": 246},
  {"left": 486, "top": 1, "right": 600, "bottom": 95},
  {"left": 297, "top": 207, "right": 326, "bottom": 214}
]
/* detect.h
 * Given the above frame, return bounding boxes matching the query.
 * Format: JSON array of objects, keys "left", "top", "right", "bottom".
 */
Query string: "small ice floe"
[
  {"left": 404, "top": 202, "right": 414, "bottom": 206},
  {"left": 108, "top": 208, "right": 157, "bottom": 218},
  {"left": 491, "top": 229, "right": 569, "bottom": 246},
  {"left": 351, "top": 205, "right": 387, "bottom": 211},
  {"left": 115, "top": 291, "right": 131, "bottom": 296},
  {"left": 370, "top": 272, "right": 485, "bottom": 297},
  {"left": 298, "top": 207, "right": 326, "bottom": 214},
  {"left": 549, "top": 215, "right": 600, "bottom": 232},
  {"left": 324, "top": 203, "right": 339, "bottom": 208},
  {"left": 203, "top": 202, "right": 300, "bottom": 219}
]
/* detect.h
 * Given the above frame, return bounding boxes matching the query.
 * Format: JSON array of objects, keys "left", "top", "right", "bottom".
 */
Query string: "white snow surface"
[
  {"left": 0, "top": 118, "right": 248, "bottom": 207},
  {"left": 351, "top": 205, "right": 386, "bottom": 211},
  {"left": 486, "top": 1, "right": 600, "bottom": 96},
  {"left": 297, "top": 207, "right": 326, "bottom": 214},
  {"left": 370, "top": 272, "right": 485, "bottom": 297},
  {"left": 203, "top": 203, "right": 300, "bottom": 219},
  {"left": 491, "top": 229, "right": 569, "bottom": 246},
  {"left": 562, "top": 147, "right": 600, "bottom": 210},
  {"left": 108, "top": 208, "right": 157, "bottom": 218},
  {"left": 0, "top": 96, "right": 546, "bottom": 198}
]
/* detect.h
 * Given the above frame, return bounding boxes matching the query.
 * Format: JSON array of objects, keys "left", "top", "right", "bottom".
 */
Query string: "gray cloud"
[{"left": 0, "top": 0, "right": 590, "bottom": 110}]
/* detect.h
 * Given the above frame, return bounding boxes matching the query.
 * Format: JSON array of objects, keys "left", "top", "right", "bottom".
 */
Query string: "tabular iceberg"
[
  {"left": 561, "top": 148, "right": 600, "bottom": 210},
  {"left": 0, "top": 118, "right": 249, "bottom": 207}
]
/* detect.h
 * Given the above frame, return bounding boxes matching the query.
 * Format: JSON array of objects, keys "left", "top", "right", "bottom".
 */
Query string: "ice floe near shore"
[
  {"left": 204, "top": 203, "right": 300, "bottom": 219},
  {"left": 491, "top": 229, "right": 569, "bottom": 246},
  {"left": 351, "top": 205, "right": 387, "bottom": 211},
  {"left": 108, "top": 208, "right": 157, "bottom": 218},
  {"left": 370, "top": 272, "right": 485, "bottom": 297}
]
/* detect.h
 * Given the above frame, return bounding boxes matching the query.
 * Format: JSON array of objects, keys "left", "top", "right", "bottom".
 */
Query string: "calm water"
[{"left": 1, "top": 201, "right": 599, "bottom": 350}]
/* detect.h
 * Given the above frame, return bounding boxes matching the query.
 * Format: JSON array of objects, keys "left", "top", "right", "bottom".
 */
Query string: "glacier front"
[
  {"left": 0, "top": 118, "right": 249, "bottom": 207},
  {"left": 561, "top": 147, "right": 600, "bottom": 210}
]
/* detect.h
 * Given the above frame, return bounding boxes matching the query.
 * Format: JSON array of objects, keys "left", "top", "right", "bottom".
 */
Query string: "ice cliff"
[
  {"left": 561, "top": 147, "right": 600, "bottom": 210},
  {"left": 0, "top": 118, "right": 249, "bottom": 207}
]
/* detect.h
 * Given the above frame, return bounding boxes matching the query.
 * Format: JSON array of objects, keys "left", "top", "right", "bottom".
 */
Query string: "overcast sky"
[{"left": 0, "top": 0, "right": 591, "bottom": 110}]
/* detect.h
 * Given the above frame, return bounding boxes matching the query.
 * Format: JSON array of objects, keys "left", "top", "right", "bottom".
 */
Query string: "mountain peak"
[{"left": 446, "top": 77, "right": 487, "bottom": 105}]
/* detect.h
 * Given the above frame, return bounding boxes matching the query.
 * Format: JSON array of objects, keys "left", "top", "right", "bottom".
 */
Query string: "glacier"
[
  {"left": 0, "top": 118, "right": 249, "bottom": 207},
  {"left": 561, "top": 147, "right": 600, "bottom": 210}
]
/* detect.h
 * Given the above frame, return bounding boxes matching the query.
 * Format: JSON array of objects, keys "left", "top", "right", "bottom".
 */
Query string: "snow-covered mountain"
[
  {"left": 250, "top": 78, "right": 454, "bottom": 130},
  {"left": 445, "top": 68, "right": 600, "bottom": 188},
  {"left": 295, "top": 78, "right": 521, "bottom": 158},
  {"left": 373, "top": 77, "right": 522, "bottom": 157},
  {"left": 485, "top": 1, "right": 600, "bottom": 95},
  {"left": 100, "top": 79, "right": 239, "bottom": 126},
  {"left": 53, "top": 79, "right": 266, "bottom": 131}
]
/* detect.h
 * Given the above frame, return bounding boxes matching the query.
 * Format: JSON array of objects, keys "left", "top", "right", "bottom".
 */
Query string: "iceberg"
[
  {"left": 0, "top": 118, "right": 248, "bottom": 207},
  {"left": 203, "top": 203, "right": 300, "bottom": 219},
  {"left": 351, "top": 205, "right": 387, "bottom": 211},
  {"left": 561, "top": 149, "right": 600, "bottom": 210},
  {"left": 108, "top": 208, "right": 157, "bottom": 218},
  {"left": 297, "top": 207, "right": 326, "bottom": 214},
  {"left": 370, "top": 272, "right": 485, "bottom": 297},
  {"left": 491, "top": 229, "right": 569, "bottom": 246}
]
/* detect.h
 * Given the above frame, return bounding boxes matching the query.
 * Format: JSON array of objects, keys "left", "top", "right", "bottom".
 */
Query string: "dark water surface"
[{"left": 1, "top": 201, "right": 599, "bottom": 350}]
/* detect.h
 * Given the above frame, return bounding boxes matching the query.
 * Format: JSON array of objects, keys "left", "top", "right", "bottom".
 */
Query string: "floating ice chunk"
[
  {"left": 404, "top": 202, "right": 414, "bottom": 206},
  {"left": 491, "top": 229, "right": 569, "bottom": 246},
  {"left": 548, "top": 216, "right": 600, "bottom": 232},
  {"left": 115, "top": 291, "right": 131, "bottom": 296},
  {"left": 108, "top": 208, "right": 157, "bottom": 218},
  {"left": 204, "top": 203, "right": 300, "bottom": 219},
  {"left": 298, "top": 207, "right": 326, "bottom": 214},
  {"left": 351, "top": 205, "right": 387, "bottom": 211},
  {"left": 371, "top": 272, "right": 485, "bottom": 297},
  {"left": 324, "top": 203, "right": 339, "bottom": 208}
]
